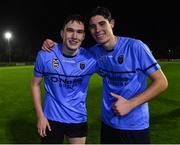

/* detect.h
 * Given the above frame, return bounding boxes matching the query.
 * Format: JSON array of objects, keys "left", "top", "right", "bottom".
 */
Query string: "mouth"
[
  {"left": 69, "top": 39, "right": 79, "bottom": 45},
  {"left": 95, "top": 33, "right": 105, "bottom": 40}
]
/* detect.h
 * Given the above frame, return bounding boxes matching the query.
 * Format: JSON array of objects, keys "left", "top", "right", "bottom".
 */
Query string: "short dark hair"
[
  {"left": 88, "top": 7, "right": 112, "bottom": 21},
  {"left": 62, "top": 14, "right": 86, "bottom": 30}
]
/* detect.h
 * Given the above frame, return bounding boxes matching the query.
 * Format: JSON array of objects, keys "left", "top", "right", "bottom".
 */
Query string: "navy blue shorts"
[
  {"left": 41, "top": 120, "right": 87, "bottom": 144},
  {"left": 100, "top": 121, "right": 150, "bottom": 144}
]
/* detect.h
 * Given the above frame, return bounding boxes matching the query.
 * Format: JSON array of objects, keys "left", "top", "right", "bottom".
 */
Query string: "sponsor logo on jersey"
[
  {"left": 52, "top": 58, "right": 59, "bottom": 68},
  {"left": 50, "top": 76, "right": 83, "bottom": 88},
  {"left": 118, "top": 55, "right": 124, "bottom": 64},
  {"left": 80, "top": 62, "right": 85, "bottom": 70}
]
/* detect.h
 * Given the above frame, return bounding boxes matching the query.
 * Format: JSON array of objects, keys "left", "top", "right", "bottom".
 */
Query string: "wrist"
[{"left": 36, "top": 112, "right": 45, "bottom": 119}]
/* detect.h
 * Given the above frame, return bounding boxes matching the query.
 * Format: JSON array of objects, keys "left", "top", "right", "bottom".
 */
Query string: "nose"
[
  {"left": 95, "top": 25, "right": 101, "bottom": 33},
  {"left": 72, "top": 32, "right": 77, "bottom": 39}
]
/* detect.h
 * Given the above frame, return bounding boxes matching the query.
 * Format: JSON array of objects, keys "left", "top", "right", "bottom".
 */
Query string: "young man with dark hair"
[
  {"left": 42, "top": 7, "right": 168, "bottom": 144},
  {"left": 31, "top": 14, "right": 97, "bottom": 144}
]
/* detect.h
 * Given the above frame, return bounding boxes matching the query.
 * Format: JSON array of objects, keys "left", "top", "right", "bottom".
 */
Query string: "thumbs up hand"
[{"left": 111, "top": 92, "right": 133, "bottom": 116}]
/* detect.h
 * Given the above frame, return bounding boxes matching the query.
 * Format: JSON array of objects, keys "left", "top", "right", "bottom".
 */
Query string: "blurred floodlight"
[{"left": 4, "top": 32, "right": 12, "bottom": 40}]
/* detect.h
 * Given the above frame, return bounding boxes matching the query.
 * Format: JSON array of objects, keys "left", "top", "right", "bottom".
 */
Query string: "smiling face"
[
  {"left": 61, "top": 20, "right": 85, "bottom": 53},
  {"left": 89, "top": 15, "right": 114, "bottom": 45}
]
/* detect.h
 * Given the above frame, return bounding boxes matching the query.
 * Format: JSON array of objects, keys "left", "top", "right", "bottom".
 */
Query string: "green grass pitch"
[{"left": 0, "top": 62, "right": 179, "bottom": 143}]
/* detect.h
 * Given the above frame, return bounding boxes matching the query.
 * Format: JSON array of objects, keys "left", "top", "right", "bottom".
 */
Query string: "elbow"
[
  {"left": 164, "top": 79, "right": 168, "bottom": 90},
  {"left": 161, "top": 77, "right": 168, "bottom": 92}
]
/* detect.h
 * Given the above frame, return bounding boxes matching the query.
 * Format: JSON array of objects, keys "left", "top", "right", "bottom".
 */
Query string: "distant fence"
[
  {"left": 0, "top": 62, "right": 34, "bottom": 66},
  {"left": 157, "top": 59, "right": 180, "bottom": 62}
]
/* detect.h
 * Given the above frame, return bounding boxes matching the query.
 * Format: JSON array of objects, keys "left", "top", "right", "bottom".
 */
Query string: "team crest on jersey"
[
  {"left": 80, "top": 62, "right": 85, "bottom": 70},
  {"left": 99, "top": 57, "right": 104, "bottom": 64},
  {"left": 52, "top": 58, "right": 59, "bottom": 68},
  {"left": 99, "top": 56, "right": 106, "bottom": 64},
  {"left": 118, "top": 55, "right": 124, "bottom": 64}
]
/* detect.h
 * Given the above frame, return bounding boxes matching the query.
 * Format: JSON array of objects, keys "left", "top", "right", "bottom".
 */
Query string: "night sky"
[{"left": 0, "top": 0, "right": 180, "bottom": 60}]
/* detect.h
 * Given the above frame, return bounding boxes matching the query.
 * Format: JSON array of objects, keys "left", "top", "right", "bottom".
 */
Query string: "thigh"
[
  {"left": 111, "top": 129, "right": 150, "bottom": 144},
  {"left": 100, "top": 121, "right": 117, "bottom": 144},
  {"left": 69, "top": 137, "right": 86, "bottom": 144},
  {"left": 65, "top": 122, "right": 87, "bottom": 143},
  {"left": 100, "top": 121, "right": 150, "bottom": 144},
  {"left": 41, "top": 120, "right": 65, "bottom": 144},
  {"left": 128, "top": 128, "right": 150, "bottom": 144}
]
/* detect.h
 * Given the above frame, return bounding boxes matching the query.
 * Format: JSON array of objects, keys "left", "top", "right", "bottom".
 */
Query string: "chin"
[
  {"left": 97, "top": 39, "right": 106, "bottom": 44},
  {"left": 69, "top": 47, "right": 78, "bottom": 51},
  {"left": 95, "top": 36, "right": 105, "bottom": 42}
]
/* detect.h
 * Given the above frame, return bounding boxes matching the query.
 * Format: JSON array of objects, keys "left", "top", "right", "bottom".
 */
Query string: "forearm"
[
  {"left": 130, "top": 80, "right": 165, "bottom": 108},
  {"left": 32, "top": 86, "right": 44, "bottom": 118},
  {"left": 130, "top": 70, "right": 168, "bottom": 108},
  {"left": 31, "top": 78, "right": 45, "bottom": 119}
]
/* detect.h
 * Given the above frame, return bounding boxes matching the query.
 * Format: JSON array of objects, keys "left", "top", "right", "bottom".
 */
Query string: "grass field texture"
[{"left": 0, "top": 62, "right": 179, "bottom": 143}]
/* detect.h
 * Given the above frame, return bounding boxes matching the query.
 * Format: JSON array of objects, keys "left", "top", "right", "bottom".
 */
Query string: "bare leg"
[{"left": 69, "top": 137, "right": 86, "bottom": 144}]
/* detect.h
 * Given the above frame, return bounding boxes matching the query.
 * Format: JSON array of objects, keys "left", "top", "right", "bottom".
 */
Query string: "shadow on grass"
[
  {"left": 157, "top": 97, "right": 180, "bottom": 106},
  {"left": 150, "top": 108, "right": 180, "bottom": 143},
  {"left": 6, "top": 114, "right": 40, "bottom": 143},
  {"left": 151, "top": 108, "right": 180, "bottom": 124}
]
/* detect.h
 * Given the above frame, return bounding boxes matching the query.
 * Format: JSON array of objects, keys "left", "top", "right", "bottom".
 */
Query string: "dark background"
[{"left": 0, "top": 0, "right": 179, "bottom": 62}]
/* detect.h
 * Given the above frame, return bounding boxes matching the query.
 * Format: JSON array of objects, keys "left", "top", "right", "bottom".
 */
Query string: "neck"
[
  {"left": 62, "top": 45, "right": 78, "bottom": 57},
  {"left": 102, "top": 35, "right": 118, "bottom": 51}
]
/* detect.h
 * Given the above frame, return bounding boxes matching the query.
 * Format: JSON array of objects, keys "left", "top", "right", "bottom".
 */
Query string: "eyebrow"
[{"left": 66, "top": 27, "right": 85, "bottom": 32}]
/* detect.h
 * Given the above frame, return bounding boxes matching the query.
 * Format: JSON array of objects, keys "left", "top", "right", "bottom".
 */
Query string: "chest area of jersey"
[
  {"left": 45, "top": 58, "right": 88, "bottom": 75},
  {"left": 97, "top": 52, "right": 137, "bottom": 71}
]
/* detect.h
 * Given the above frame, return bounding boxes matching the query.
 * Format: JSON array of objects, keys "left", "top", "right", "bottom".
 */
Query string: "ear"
[
  {"left": 82, "top": 32, "right": 85, "bottom": 41},
  {"left": 60, "top": 30, "right": 63, "bottom": 39},
  {"left": 110, "top": 19, "right": 115, "bottom": 28}
]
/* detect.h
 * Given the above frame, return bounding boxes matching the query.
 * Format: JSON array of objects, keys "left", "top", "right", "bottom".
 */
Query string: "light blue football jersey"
[
  {"left": 89, "top": 37, "right": 160, "bottom": 130},
  {"left": 34, "top": 44, "right": 97, "bottom": 123}
]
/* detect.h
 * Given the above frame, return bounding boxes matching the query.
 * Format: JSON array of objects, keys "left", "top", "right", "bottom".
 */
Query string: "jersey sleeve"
[
  {"left": 33, "top": 51, "right": 44, "bottom": 77},
  {"left": 136, "top": 40, "right": 160, "bottom": 75}
]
